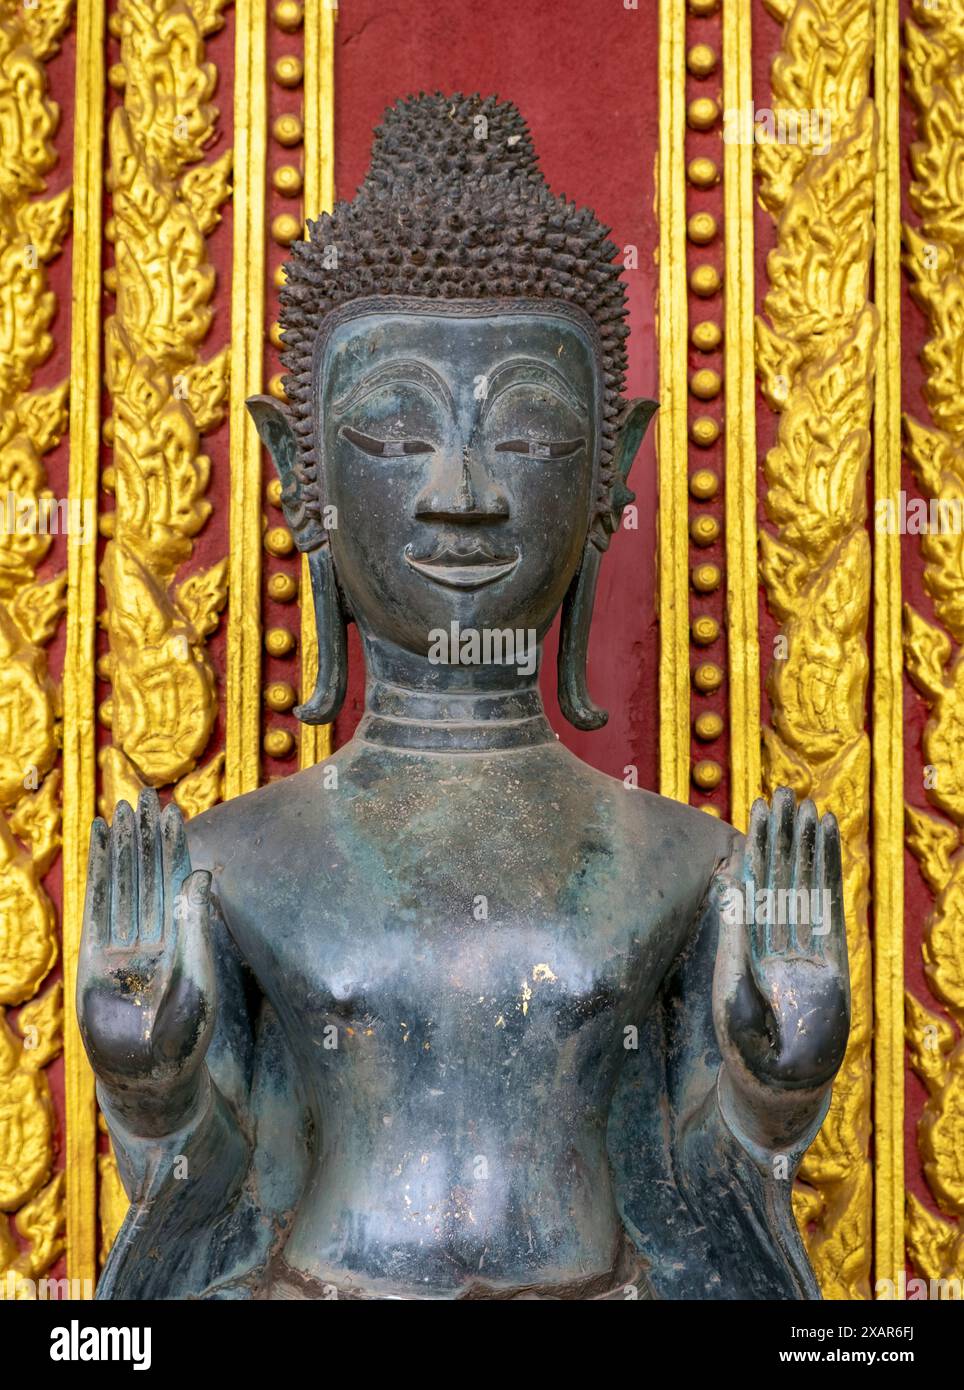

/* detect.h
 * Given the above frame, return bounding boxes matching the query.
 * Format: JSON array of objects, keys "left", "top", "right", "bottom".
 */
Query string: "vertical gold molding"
[
  {"left": 871, "top": 0, "right": 905, "bottom": 1298},
  {"left": 901, "top": 0, "right": 964, "bottom": 1290},
  {"left": 227, "top": 0, "right": 268, "bottom": 800},
  {"left": 723, "top": 0, "right": 761, "bottom": 832},
  {"left": 299, "top": 0, "right": 337, "bottom": 770},
  {"left": 63, "top": 0, "right": 106, "bottom": 1293},
  {"left": 658, "top": 0, "right": 690, "bottom": 804}
]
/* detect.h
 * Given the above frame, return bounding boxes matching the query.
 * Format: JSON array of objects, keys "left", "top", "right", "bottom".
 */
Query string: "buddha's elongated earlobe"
[
  {"left": 246, "top": 393, "right": 349, "bottom": 725},
  {"left": 558, "top": 542, "right": 606, "bottom": 730},
  {"left": 296, "top": 546, "right": 348, "bottom": 724},
  {"left": 558, "top": 397, "right": 658, "bottom": 731}
]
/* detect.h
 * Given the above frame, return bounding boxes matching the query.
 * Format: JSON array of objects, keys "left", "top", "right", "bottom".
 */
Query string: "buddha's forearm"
[
  {"left": 676, "top": 1073, "right": 823, "bottom": 1299},
  {"left": 99, "top": 1067, "right": 251, "bottom": 1205},
  {"left": 96, "top": 1063, "right": 210, "bottom": 1144},
  {"left": 716, "top": 1062, "right": 832, "bottom": 1165}
]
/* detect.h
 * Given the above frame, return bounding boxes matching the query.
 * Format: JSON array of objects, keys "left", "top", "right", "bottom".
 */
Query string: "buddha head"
[{"left": 248, "top": 93, "right": 656, "bottom": 730}]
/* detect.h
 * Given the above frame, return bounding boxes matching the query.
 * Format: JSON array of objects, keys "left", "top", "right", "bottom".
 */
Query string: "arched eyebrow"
[
  {"left": 479, "top": 359, "right": 589, "bottom": 422},
  {"left": 332, "top": 359, "right": 454, "bottom": 415}
]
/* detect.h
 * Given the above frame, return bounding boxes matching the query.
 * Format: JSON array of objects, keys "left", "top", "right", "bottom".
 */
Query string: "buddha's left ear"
[
  {"left": 607, "top": 397, "right": 659, "bottom": 540},
  {"left": 246, "top": 394, "right": 349, "bottom": 726},
  {"left": 558, "top": 397, "right": 659, "bottom": 731}
]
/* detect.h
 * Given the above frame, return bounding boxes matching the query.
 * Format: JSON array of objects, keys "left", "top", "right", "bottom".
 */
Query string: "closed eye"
[
  {"left": 494, "top": 438, "right": 586, "bottom": 459},
  {"left": 341, "top": 427, "right": 435, "bottom": 457}
]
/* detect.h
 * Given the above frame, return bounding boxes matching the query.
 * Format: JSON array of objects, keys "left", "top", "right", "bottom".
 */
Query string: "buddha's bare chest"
[{"left": 225, "top": 859, "right": 682, "bottom": 1098}]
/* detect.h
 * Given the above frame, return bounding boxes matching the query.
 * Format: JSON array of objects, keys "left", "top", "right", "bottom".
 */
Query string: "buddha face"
[{"left": 315, "top": 301, "right": 601, "bottom": 661}]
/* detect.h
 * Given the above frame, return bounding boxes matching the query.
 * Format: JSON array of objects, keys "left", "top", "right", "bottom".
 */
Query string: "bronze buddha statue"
[{"left": 78, "top": 94, "right": 850, "bottom": 1300}]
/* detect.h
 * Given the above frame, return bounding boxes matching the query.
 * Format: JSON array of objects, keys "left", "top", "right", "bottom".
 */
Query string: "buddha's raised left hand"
[{"left": 710, "top": 788, "right": 851, "bottom": 1153}]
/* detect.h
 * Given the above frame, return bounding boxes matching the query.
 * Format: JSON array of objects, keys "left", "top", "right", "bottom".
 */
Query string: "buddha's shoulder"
[
  {"left": 185, "top": 756, "right": 342, "bottom": 875},
  {"left": 585, "top": 766, "right": 739, "bottom": 867}
]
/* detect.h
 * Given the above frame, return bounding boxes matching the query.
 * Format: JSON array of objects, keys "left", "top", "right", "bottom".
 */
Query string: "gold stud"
[
  {"left": 687, "top": 157, "right": 719, "bottom": 188},
  {"left": 101, "top": 418, "right": 115, "bottom": 446},
  {"left": 692, "top": 562, "right": 722, "bottom": 593},
  {"left": 693, "top": 662, "right": 724, "bottom": 693},
  {"left": 690, "top": 416, "right": 720, "bottom": 448},
  {"left": 691, "top": 615, "right": 719, "bottom": 647},
  {"left": 97, "top": 698, "right": 113, "bottom": 729},
  {"left": 107, "top": 63, "right": 126, "bottom": 90},
  {"left": 273, "top": 0, "right": 304, "bottom": 31},
  {"left": 101, "top": 466, "right": 116, "bottom": 493},
  {"left": 700, "top": 804, "right": 723, "bottom": 817},
  {"left": 692, "top": 760, "right": 723, "bottom": 791},
  {"left": 99, "top": 513, "right": 115, "bottom": 538},
  {"left": 273, "top": 263, "right": 288, "bottom": 289},
  {"left": 272, "top": 212, "right": 302, "bottom": 246},
  {"left": 688, "top": 0, "right": 721, "bottom": 14},
  {"left": 690, "top": 514, "right": 721, "bottom": 548},
  {"left": 690, "top": 369, "right": 722, "bottom": 401},
  {"left": 274, "top": 55, "right": 304, "bottom": 87},
  {"left": 695, "top": 711, "right": 724, "bottom": 741},
  {"left": 689, "top": 264, "right": 722, "bottom": 298},
  {"left": 264, "top": 681, "right": 297, "bottom": 713},
  {"left": 265, "top": 526, "right": 294, "bottom": 558},
  {"left": 273, "top": 164, "right": 303, "bottom": 197},
  {"left": 107, "top": 12, "right": 123, "bottom": 36},
  {"left": 266, "top": 477, "right": 283, "bottom": 507},
  {"left": 686, "top": 43, "right": 718, "bottom": 78},
  {"left": 273, "top": 113, "right": 304, "bottom": 147},
  {"left": 687, "top": 212, "right": 717, "bottom": 246},
  {"left": 265, "top": 627, "right": 296, "bottom": 657},
  {"left": 268, "top": 372, "right": 287, "bottom": 401},
  {"left": 268, "top": 572, "right": 298, "bottom": 603},
  {"left": 689, "top": 469, "right": 719, "bottom": 501},
  {"left": 691, "top": 320, "right": 721, "bottom": 352},
  {"left": 104, "top": 267, "right": 118, "bottom": 293},
  {"left": 687, "top": 98, "right": 720, "bottom": 132},
  {"left": 264, "top": 727, "right": 296, "bottom": 759},
  {"left": 269, "top": 322, "right": 285, "bottom": 350}
]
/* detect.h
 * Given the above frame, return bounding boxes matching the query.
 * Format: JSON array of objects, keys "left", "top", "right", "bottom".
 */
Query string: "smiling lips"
[{"left": 404, "top": 542, "right": 521, "bottom": 589}]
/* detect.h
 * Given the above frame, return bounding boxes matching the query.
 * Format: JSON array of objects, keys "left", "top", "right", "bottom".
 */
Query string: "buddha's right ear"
[
  {"left": 246, "top": 394, "right": 348, "bottom": 726},
  {"left": 246, "top": 394, "right": 327, "bottom": 551}
]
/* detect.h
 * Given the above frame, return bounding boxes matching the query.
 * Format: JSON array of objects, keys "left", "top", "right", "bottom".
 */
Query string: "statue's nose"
[{"left": 414, "top": 447, "right": 509, "bottom": 523}]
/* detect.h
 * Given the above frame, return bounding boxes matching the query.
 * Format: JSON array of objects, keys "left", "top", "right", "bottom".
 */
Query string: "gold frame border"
[
  {"left": 872, "top": 0, "right": 905, "bottom": 1295},
  {"left": 657, "top": 0, "right": 690, "bottom": 804},
  {"left": 298, "top": 0, "right": 337, "bottom": 770},
  {"left": 63, "top": 0, "right": 106, "bottom": 1293},
  {"left": 723, "top": 0, "right": 761, "bottom": 833},
  {"left": 227, "top": 0, "right": 269, "bottom": 801}
]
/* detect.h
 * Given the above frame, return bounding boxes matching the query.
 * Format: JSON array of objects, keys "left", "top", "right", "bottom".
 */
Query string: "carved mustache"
[
  {"left": 405, "top": 541, "right": 518, "bottom": 567},
  {"left": 403, "top": 541, "right": 522, "bottom": 589}
]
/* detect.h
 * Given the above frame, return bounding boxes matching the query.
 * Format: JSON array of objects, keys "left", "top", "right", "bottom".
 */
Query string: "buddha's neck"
[{"left": 355, "top": 634, "right": 556, "bottom": 753}]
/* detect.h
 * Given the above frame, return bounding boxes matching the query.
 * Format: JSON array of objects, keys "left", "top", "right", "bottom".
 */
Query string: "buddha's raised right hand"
[{"left": 78, "top": 789, "right": 216, "bottom": 1138}]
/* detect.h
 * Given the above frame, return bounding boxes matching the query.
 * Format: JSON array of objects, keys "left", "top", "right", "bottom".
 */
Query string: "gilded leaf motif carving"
[
  {"left": 756, "top": 0, "right": 876, "bottom": 1299},
  {"left": 0, "top": 0, "right": 69, "bottom": 1293},
  {"left": 102, "top": 0, "right": 231, "bottom": 800}
]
